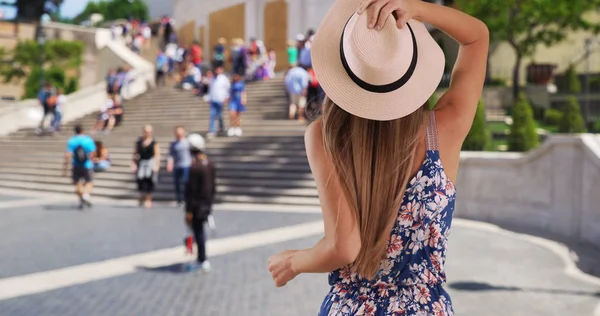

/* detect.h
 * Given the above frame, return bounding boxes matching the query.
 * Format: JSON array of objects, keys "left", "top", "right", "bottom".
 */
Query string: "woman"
[
  {"left": 52, "top": 88, "right": 66, "bottom": 131},
  {"left": 267, "top": 0, "right": 488, "bottom": 315},
  {"left": 92, "top": 141, "right": 111, "bottom": 172},
  {"left": 92, "top": 94, "right": 116, "bottom": 134},
  {"left": 104, "top": 96, "right": 124, "bottom": 134},
  {"left": 132, "top": 125, "right": 161, "bottom": 209},
  {"left": 227, "top": 73, "right": 247, "bottom": 137}
]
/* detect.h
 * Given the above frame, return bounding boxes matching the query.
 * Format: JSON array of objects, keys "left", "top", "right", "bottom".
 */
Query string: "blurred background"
[{"left": 0, "top": 0, "right": 598, "bottom": 315}]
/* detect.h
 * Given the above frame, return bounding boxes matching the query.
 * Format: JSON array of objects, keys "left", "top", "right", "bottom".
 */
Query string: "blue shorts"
[{"left": 229, "top": 102, "right": 246, "bottom": 113}]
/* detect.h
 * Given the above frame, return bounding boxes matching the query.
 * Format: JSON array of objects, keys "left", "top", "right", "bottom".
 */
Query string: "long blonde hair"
[{"left": 321, "top": 97, "right": 428, "bottom": 278}]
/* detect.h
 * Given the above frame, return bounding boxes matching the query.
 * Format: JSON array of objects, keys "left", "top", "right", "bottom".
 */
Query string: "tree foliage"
[
  {"left": 11, "top": 0, "right": 62, "bottom": 21},
  {"left": 564, "top": 65, "right": 582, "bottom": 94},
  {"left": 74, "top": 0, "right": 149, "bottom": 25},
  {"left": 23, "top": 67, "right": 44, "bottom": 99},
  {"left": 558, "top": 97, "right": 586, "bottom": 133},
  {"left": 0, "top": 40, "right": 83, "bottom": 83},
  {"left": 456, "top": 0, "right": 600, "bottom": 98},
  {"left": 462, "top": 100, "right": 490, "bottom": 151},
  {"left": 65, "top": 77, "right": 79, "bottom": 94},
  {"left": 508, "top": 93, "right": 539, "bottom": 152}
]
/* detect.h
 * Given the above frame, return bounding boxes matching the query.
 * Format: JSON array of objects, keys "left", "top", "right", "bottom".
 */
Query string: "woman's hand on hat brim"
[{"left": 357, "top": 0, "right": 422, "bottom": 31}]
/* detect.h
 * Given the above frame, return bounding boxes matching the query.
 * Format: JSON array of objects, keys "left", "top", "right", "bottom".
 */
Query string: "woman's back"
[
  {"left": 267, "top": 1, "right": 488, "bottom": 315},
  {"left": 321, "top": 113, "right": 456, "bottom": 315}
]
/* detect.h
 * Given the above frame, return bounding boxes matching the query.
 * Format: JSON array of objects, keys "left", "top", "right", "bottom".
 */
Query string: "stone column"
[
  {"left": 245, "top": 0, "right": 260, "bottom": 41},
  {"left": 287, "top": 0, "right": 306, "bottom": 41},
  {"left": 256, "top": 0, "right": 266, "bottom": 41}
]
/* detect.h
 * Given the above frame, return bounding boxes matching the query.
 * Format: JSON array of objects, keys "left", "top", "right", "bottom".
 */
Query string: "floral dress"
[{"left": 319, "top": 113, "right": 457, "bottom": 316}]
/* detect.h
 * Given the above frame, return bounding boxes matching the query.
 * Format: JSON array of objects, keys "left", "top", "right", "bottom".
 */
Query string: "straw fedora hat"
[{"left": 311, "top": 0, "right": 445, "bottom": 121}]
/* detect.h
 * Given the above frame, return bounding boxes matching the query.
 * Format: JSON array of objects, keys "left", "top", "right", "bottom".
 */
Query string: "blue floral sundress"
[{"left": 319, "top": 113, "right": 457, "bottom": 316}]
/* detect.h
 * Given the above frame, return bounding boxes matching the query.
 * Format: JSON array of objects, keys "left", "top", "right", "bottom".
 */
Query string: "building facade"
[
  {"left": 173, "top": 0, "right": 599, "bottom": 83},
  {"left": 172, "top": 0, "right": 338, "bottom": 71}
]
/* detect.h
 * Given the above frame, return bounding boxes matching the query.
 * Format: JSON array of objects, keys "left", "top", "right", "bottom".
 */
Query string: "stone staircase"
[{"left": 0, "top": 79, "right": 320, "bottom": 205}]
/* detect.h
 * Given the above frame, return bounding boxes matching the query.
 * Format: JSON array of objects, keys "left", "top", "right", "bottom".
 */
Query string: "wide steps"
[{"left": 0, "top": 79, "right": 318, "bottom": 206}]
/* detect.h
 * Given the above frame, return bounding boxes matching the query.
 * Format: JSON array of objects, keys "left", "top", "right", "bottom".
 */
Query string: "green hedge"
[
  {"left": 45, "top": 67, "right": 66, "bottom": 89},
  {"left": 544, "top": 108, "right": 563, "bottom": 126},
  {"left": 23, "top": 67, "right": 44, "bottom": 99},
  {"left": 65, "top": 77, "right": 79, "bottom": 94},
  {"left": 462, "top": 100, "right": 490, "bottom": 151},
  {"left": 559, "top": 97, "right": 586, "bottom": 133},
  {"left": 508, "top": 93, "right": 539, "bottom": 152},
  {"left": 565, "top": 65, "right": 581, "bottom": 94}
]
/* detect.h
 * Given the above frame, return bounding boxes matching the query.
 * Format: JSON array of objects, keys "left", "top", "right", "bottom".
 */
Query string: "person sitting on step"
[
  {"left": 91, "top": 94, "right": 116, "bottom": 134},
  {"left": 103, "top": 96, "right": 124, "bottom": 134},
  {"left": 92, "top": 141, "right": 111, "bottom": 172}
]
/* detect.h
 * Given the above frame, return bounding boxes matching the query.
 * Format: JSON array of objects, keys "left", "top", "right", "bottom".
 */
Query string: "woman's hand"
[
  {"left": 268, "top": 250, "right": 299, "bottom": 287},
  {"left": 131, "top": 163, "right": 138, "bottom": 172},
  {"left": 357, "top": 0, "right": 423, "bottom": 31}
]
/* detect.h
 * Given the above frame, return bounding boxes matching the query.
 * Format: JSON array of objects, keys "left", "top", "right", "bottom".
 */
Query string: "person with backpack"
[
  {"left": 156, "top": 50, "right": 168, "bottom": 87},
  {"left": 36, "top": 83, "right": 54, "bottom": 134},
  {"left": 63, "top": 125, "right": 96, "bottom": 210},
  {"left": 184, "top": 133, "right": 216, "bottom": 272},
  {"left": 212, "top": 38, "right": 226, "bottom": 69}
]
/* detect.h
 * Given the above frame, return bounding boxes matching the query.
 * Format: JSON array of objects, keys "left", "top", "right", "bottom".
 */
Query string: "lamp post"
[
  {"left": 584, "top": 38, "right": 592, "bottom": 127},
  {"left": 128, "top": 0, "right": 134, "bottom": 21},
  {"left": 36, "top": 28, "right": 47, "bottom": 87}
]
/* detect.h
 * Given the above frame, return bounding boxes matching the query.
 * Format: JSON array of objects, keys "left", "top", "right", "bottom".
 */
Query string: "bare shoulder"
[
  {"left": 304, "top": 119, "right": 331, "bottom": 174},
  {"left": 304, "top": 119, "right": 324, "bottom": 158}
]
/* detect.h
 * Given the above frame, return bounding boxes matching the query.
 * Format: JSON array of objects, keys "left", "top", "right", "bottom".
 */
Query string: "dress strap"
[{"left": 426, "top": 111, "right": 439, "bottom": 151}]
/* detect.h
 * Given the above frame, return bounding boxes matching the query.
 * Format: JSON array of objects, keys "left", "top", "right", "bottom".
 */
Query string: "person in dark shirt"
[{"left": 185, "top": 133, "right": 216, "bottom": 272}]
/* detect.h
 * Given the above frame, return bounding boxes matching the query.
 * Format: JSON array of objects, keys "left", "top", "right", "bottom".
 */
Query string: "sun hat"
[
  {"left": 311, "top": 0, "right": 445, "bottom": 121},
  {"left": 188, "top": 133, "right": 206, "bottom": 151}
]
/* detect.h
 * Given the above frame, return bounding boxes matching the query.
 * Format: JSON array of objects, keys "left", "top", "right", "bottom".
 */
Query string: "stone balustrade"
[
  {"left": 0, "top": 23, "right": 155, "bottom": 137},
  {"left": 457, "top": 134, "right": 600, "bottom": 248}
]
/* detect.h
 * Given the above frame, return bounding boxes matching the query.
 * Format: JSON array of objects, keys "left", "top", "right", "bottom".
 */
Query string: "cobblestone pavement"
[
  {"left": 0, "top": 194, "right": 24, "bottom": 202},
  {"left": 0, "top": 196, "right": 599, "bottom": 316}
]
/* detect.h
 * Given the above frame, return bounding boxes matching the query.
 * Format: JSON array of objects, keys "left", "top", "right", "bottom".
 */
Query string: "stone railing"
[
  {"left": 0, "top": 24, "right": 155, "bottom": 137},
  {"left": 457, "top": 134, "right": 600, "bottom": 248}
]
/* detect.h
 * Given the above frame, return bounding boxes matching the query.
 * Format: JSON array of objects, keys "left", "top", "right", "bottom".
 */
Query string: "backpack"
[
  {"left": 74, "top": 145, "right": 88, "bottom": 164},
  {"left": 47, "top": 95, "right": 57, "bottom": 108}
]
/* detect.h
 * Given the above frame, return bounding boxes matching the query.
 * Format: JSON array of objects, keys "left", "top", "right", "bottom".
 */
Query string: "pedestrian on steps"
[
  {"left": 268, "top": 0, "right": 488, "bottom": 314},
  {"left": 167, "top": 126, "right": 192, "bottom": 206},
  {"left": 227, "top": 73, "right": 247, "bottom": 137},
  {"left": 284, "top": 64, "right": 310, "bottom": 122},
  {"left": 132, "top": 125, "right": 161, "bottom": 209},
  {"left": 207, "top": 66, "right": 230, "bottom": 139},
  {"left": 63, "top": 125, "right": 96, "bottom": 210},
  {"left": 156, "top": 50, "right": 168, "bottom": 87},
  {"left": 185, "top": 133, "right": 216, "bottom": 272}
]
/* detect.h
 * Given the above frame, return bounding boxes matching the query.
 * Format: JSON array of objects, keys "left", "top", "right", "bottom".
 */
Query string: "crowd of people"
[
  {"left": 63, "top": 124, "right": 216, "bottom": 272},
  {"left": 284, "top": 29, "right": 324, "bottom": 122},
  {"left": 111, "top": 19, "right": 153, "bottom": 55},
  {"left": 154, "top": 38, "right": 252, "bottom": 139}
]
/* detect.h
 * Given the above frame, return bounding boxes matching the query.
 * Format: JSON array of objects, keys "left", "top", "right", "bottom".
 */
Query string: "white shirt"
[
  {"left": 175, "top": 47, "right": 185, "bottom": 62},
  {"left": 208, "top": 74, "right": 231, "bottom": 103},
  {"left": 56, "top": 94, "right": 66, "bottom": 112},
  {"left": 143, "top": 26, "right": 151, "bottom": 39},
  {"left": 100, "top": 99, "right": 114, "bottom": 120},
  {"left": 165, "top": 43, "right": 177, "bottom": 58},
  {"left": 187, "top": 66, "right": 202, "bottom": 83}
]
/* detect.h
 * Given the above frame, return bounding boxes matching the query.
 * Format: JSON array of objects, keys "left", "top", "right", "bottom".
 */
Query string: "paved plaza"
[{"left": 0, "top": 191, "right": 599, "bottom": 316}]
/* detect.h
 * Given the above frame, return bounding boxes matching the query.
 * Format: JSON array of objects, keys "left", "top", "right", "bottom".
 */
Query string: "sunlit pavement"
[{"left": 0, "top": 193, "right": 598, "bottom": 316}]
